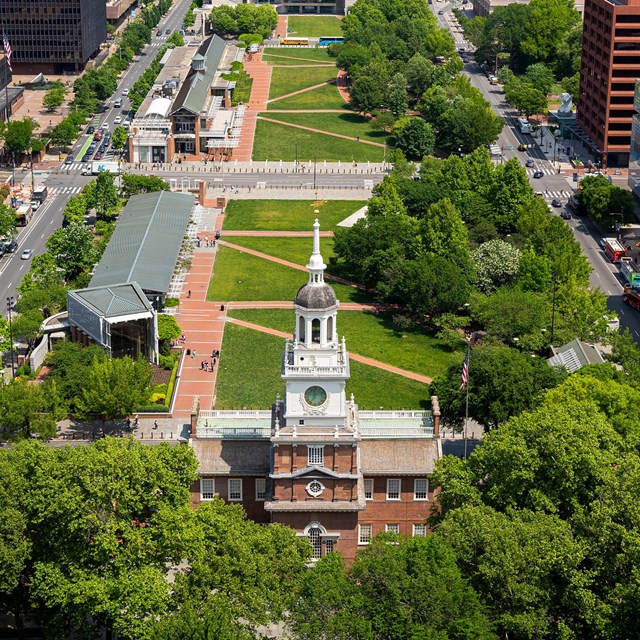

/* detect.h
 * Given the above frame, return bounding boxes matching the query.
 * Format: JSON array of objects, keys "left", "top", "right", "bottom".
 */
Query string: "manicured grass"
[
  {"left": 228, "top": 309, "right": 463, "bottom": 379},
  {"left": 231, "top": 70, "right": 253, "bottom": 106},
  {"left": 267, "top": 81, "right": 348, "bottom": 110},
  {"left": 287, "top": 16, "right": 344, "bottom": 37},
  {"left": 253, "top": 119, "right": 385, "bottom": 162},
  {"left": 224, "top": 236, "right": 336, "bottom": 267},
  {"left": 208, "top": 246, "right": 370, "bottom": 303},
  {"left": 215, "top": 324, "right": 429, "bottom": 410},
  {"left": 263, "top": 111, "right": 391, "bottom": 145},
  {"left": 263, "top": 48, "right": 335, "bottom": 66},
  {"left": 262, "top": 47, "right": 336, "bottom": 66},
  {"left": 223, "top": 199, "right": 365, "bottom": 231},
  {"left": 269, "top": 66, "right": 337, "bottom": 100}
]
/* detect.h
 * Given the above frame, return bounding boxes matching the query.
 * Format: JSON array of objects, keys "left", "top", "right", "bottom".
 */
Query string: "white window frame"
[
  {"left": 358, "top": 524, "right": 373, "bottom": 545},
  {"left": 308, "top": 445, "right": 324, "bottom": 466},
  {"left": 385, "top": 524, "right": 400, "bottom": 534},
  {"left": 255, "top": 478, "right": 266, "bottom": 501},
  {"left": 364, "top": 478, "right": 373, "bottom": 500},
  {"left": 413, "top": 524, "right": 427, "bottom": 537},
  {"left": 200, "top": 478, "right": 215, "bottom": 501},
  {"left": 228, "top": 478, "right": 243, "bottom": 501},
  {"left": 386, "top": 478, "right": 401, "bottom": 501},
  {"left": 414, "top": 478, "right": 429, "bottom": 501}
]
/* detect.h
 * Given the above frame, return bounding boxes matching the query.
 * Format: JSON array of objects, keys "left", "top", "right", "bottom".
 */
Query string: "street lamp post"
[
  {"left": 294, "top": 143, "right": 298, "bottom": 173},
  {"left": 550, "top": 271, "right": 558, "bottom": 345},
  {"left": 6, "top": 297, "right": 14, "bottom": 378}
]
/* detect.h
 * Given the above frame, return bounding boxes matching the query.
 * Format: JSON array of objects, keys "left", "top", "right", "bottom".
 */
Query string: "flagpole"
[{"left": 464, "top": 362, "right": 469, "bottom": 461}]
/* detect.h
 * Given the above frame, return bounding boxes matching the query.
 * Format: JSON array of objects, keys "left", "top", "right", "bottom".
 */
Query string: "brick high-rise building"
[
  {"left": 0, "top": 0, "right": 106, "bottom": 73},
  {"left": 577, "top": 0, "right": 640, "bottom": 167}
]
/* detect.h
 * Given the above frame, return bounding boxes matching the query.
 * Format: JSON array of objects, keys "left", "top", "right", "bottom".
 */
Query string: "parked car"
[
  {"left": 533, "top": 170, "right": 544, "bottom": 179},
  {"left": 94, "top": 151, "right": 103, "bottom": 160},
  {"left": 551, "top": 198, "right": 562, "bottom": 208},
  {"left": 94, "top": 131, "right": 103, "bottom": 141},
  {"left": 82, "top": 153, "right": 92, "bottom": 163},
  {"left": 165, "top": 28, "right": 171, "bottom": 34},
  {"left": 114, "top": 115, "right": 122, "bottom": 124},
  {"left": 87, "top": 125, "right": 95, "bottom": 134},
  {"left": 20, "top": 249, "right": 33, "bottom": 260},
  {"left": 4, "top": 240, "right": 17, "bottom": 253},
  {"left": 157, "top": 30, "right": 162, "bottom": 36},
  {"left": 64, "top": 155, "right": 74, "bottom": 165},
  {"left": 561, "top": 210, "right": 572, "bottom": 220},
  {"left": 525, "top": 159, "right": 535, "bottom": 168}
]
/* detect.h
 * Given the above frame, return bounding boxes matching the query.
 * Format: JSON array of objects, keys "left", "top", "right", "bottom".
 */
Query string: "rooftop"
[{"left": 68, "top": 282, "right": 153, "bottom": 318}]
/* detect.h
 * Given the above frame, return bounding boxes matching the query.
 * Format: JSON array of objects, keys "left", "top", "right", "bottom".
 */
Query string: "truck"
[
  {"left": 517, "top": 117, "right": 531, "bottom": 134},
  {"left": 82, "top": 161, "right": 120, "bottom": 176},
  {"left": 15, "top": 204, "right": 33, "bottom": 226},
  {"left": 623, "top": 284, "right": 640, "bottom": 311},
  {"left": 603, "top": 238, "right": 626, "bottom": 264},
  {"left": 619, "top": 256, "right": 640, "bottom": 286}
]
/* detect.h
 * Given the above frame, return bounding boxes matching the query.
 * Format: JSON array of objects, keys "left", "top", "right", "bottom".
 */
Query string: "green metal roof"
[
  {"left": 90, "top": 191, "right": 193, "bottom": 294},
  {"left": 69, "top": 282, "right": 152, "bottom": 317},
  {"left": 170, "top": 35, "right": 226, "bottom": 116}
]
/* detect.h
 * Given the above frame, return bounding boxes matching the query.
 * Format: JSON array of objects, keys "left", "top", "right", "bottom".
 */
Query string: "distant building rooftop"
[{"left": 548, "top": 339, "right": 605, "bottom": 372}]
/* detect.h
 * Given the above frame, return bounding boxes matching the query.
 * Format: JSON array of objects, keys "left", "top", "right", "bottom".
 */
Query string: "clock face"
[{"left": 304, "top": 385, "right": 327, "bottom": 407}]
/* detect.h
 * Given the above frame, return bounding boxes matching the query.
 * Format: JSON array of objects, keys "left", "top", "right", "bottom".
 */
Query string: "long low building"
[{"left": 67, "top": 190, "right": 194, "bottom": 360}]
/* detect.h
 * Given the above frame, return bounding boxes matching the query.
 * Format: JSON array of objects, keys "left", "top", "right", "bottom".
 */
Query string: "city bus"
[
  {"left": 280, "top": 37, "right": 309, "bottom": 46},
  {"left": 318, "top": 36, "right": 344, "bottom": 46},
  {"left": 517, "top": 117, "right": 531, "bottom": 134}
]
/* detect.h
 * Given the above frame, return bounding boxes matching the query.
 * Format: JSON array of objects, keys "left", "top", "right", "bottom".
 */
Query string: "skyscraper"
[
  {"left": 0, "top": 0, "right": 106, "bottom": 73},
  {"left": 577, "top": 0, "right": 640, "bottom": 167}
]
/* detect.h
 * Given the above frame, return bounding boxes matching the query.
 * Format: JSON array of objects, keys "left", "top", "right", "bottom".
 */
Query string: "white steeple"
[{"left": 306, "top": 213, "right": 326, "bottom": 285}]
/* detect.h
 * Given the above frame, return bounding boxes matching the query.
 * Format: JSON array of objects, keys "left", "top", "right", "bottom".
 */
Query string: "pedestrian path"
[
  {"left": 225, "top": 316, "right": 432, "bottom": 384},
  {"left": 526, "top": 166, "right": 558, "bottom": 177},
  {"left": 267, "top": 79, "right": 337, "bottom": 104},
  {"left": 48, "top": 185, "right": 84, "bottom": 195}
]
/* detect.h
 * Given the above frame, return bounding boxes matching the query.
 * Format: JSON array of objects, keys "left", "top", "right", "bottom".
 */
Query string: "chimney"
[{"left": 431, "top": 395, "right": 441, "bottom": 438}]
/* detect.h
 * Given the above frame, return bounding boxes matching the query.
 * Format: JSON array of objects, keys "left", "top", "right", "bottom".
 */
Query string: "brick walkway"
[
  {"left": 337, "top": 69, "right": 350, "bottom": 103},
  {"left": 256, "top": 115, "right": 386, "bottom": 147},
  {"left": 235, "top": 50, "right": 271, "bottom": 161},
  {"left": 275, "top": 15, "right": 288, "bottom": 40},
  {"left": 226, "top": 317, "right": 432, "bottom": 384}
]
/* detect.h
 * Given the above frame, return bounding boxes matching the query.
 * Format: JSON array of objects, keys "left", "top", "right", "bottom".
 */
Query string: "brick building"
[
  {"left": 577, "top": 0, "right": 640, "bottom": 167},
  {"left": 189, "top": 218, "right": 442, "bottom": 563},
  {"left": 0, "top": 0, "right": 106, "bottom": 73}
]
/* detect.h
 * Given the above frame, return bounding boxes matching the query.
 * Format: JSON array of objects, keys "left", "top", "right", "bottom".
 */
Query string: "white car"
[
  {"left": 20, "top": 249, "right": 33, "bottom": 260},
  {"left": 101, "top": 122, "right": 109, "bottom": 130},
  {"left": 114, "top": 116, "right": 122, "bottom": 124},
  {"left": 122, "top": 88, "right": 129, "bottom": 96}
]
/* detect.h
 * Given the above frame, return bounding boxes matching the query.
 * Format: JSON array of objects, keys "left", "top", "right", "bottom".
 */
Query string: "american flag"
[
  {"left": 460, "top": 347, "right": 470, "bottom": 390},
  {"left": 3, "top": 32, "right": 12, "bottom": 72}
]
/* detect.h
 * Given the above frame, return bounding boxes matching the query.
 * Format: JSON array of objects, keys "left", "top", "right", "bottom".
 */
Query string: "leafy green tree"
[
  {"left": 432, "top": 342, "right": 565, "bottom": 430},
  {"left": 17, "top": 253, "right": 66, "bottom": 298},
  {"left": 0, "top": 203, "right": 17, "bottom": 240},
  {"left": 121, "top": 174, "right": 170, "bottom": 198},
  {"left": 505, "top": 80, "right": 548, "bottom": 117},
  {"left": 11, "top": 308, "right": 45, "bottom": 349},
  {"left": 472, "top": 239, "right": 521, "bottom": 293},
  {"left": 46, "top": 221, "right": 98, "bottom": 281},
  {"left": 524, "top": 62, "right": 555, "bottom": 94},
  {"left": 75, "top": 356, "right": 153, "bottom": 423},
  {"left": 62, "top": 192, "right": 89, "bottom": 225},
  {"left": 420, "top": 198, "right": 471, "bottom": 270},
  {"left": 367, "top": 179, "right": 407, "bottom": 217},
  {"left": 42, "top": 84, "right": 66, "bottom": 112},
  {"left": 85, "top": 172, "right": 119, "bottom": 220},
  {"left": 561, "top": 71, "right": 580, "bottom": 103},
  {"left": 491, "top": 159, "right": 533, "bottom": 232},
  {"left": 0, "top": 379, "right": 59, "bottom": 440},
  {"left": 291, "top": 534, "right": 496, "bottom": 640},
  {"left": 111, "top": 125, "right": 128, "bottom": 150},
  {"left": 349, "top": 75, "right": 385, "bottom": 114},
  {"left": 48, "top": 119, "right": 77, "bottom": 150},
  {"left": 609, "top": 327, "right": 640, "bottom": 381},
  {"left": 395, "top": 117, "right": 435, "bottom": 160},
  {"left": 0, "top": 118, "right": 39, "bottom": 155}
]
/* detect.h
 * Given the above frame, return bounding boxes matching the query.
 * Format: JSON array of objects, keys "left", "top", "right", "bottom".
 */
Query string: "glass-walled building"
[{"left": 628, "top": 80, "right": 640, "bottom": 196}]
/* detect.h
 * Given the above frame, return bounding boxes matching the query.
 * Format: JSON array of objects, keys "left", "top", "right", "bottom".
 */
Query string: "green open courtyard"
[
  {"left": 223, "top": 199, "right": 365, "bottom": 231},
  {"left": 267, "top": 81, "right": 348, "bottom": 110},
  {"left": 253, "top": 119, "right": 386, "bottom": 162},
  {"left": 207, "top": 246, "right": 370, "bottom": 303},
  {"left": 286, "top": 16, "right": 344, "bottom": 37},
  {"left": 223, "top": 236, "right": 336, "bottom": 267},
  {"left": 269, "top": 66, "right": 337, "bottom": 101},
  {"left": 262, "top": 48, "right": 335, "bottom": 66},
  {"left": 228, "top": 308, "right": 463, "bottom": 379},
  {"left": 215, "top": 324, "right": 430, "bottom": 410}
]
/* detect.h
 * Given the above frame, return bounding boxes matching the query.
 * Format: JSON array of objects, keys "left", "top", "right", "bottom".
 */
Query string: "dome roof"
[{"left": 294, "top": 283, "right": 337, "bottom": 310}]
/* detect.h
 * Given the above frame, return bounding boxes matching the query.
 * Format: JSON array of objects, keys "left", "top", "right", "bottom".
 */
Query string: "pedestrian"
[
  {"left": 200, "top": 360, "right": 204, "bottom": 370},
  {"left": 211, "top": 359, "right": 215, "bottom": 370},
  {"left": 153, "top": 420, "right": 158, "bottom": 430},
  {"left": 126, "top": 417, "right": 131, "bottom": 430},
  {"left": 134, "top": 415, "right": 139, "bottom": 428},
  {"left": 188, "top": 290, "right": 191, "bottom": 298},
  {"left": 193, "top": 349, "right": 197, "bottom": 359},
  {"left": 181, "top": 334, "right": 186, "bottom": 342},
  {"left": 204, "top": 361, "right": 209, "bottom": 372},
  {"left": 211, "top": 349, "right": 216, "bottom": 358}
]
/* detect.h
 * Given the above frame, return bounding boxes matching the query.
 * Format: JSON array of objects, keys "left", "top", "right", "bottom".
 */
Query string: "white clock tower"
[{"left": 281, "top": 216, "right": 350, "bottom": 426}]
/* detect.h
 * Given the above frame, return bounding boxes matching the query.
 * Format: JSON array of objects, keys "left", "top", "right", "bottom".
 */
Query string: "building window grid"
[
  {"left": 200, "top": 478, "right": 215, "bottom": 500},
  {"left": 308, "top": 445, "right": 324, "bottom": 466},
  {"left": 386, "top": 478, "right": 401, "bottom": 501},
  {"left": 414, "top": 478, "right": 429, "bottom": 501},
  {"left": 358, "top": 524, "right": 373, "bottom": 545},
  {"left": 255, "top": 478, "right": 266, "bottom": 501},
  {"left": 413, "top": 524, "right": 427, "bottom": 537},
  {"left": 228, "top": 478, "right": 242, "bottom": 501},
  {"left": 386, "top": 524, "right": 400, "bottom": 534},
  {"left": 325, "top": 539, "right": 334, "bottom": 554},
  {"left": 308, "top": 527, "right": 323, "bottom": 559},
  {"left": 364, "top": 478, "right": 373, "bottom": 500}
]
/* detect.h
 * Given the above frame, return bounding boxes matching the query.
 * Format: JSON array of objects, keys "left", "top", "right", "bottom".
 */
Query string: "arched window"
[
  {"left": 308, "top": 526, "right": 323, "bottom": 559},
  {"left": 327, "top": 316, "right": 334, "bottom": 342},
  {"left": 298, "top": 316, "right": 306, "bottom": 342},
  {"left": 311, "top": 319, "right": 320, "bottom": 343}
]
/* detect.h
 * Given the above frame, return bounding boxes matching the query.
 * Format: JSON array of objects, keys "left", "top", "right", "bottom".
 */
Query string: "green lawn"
[
  {"left": 215, "top": 324, "right": 429, "bottom": 410},
  {"left": 287, "top": 16, "right": 344, "bottom": 37},
  {"left": 223, "top": 199, "right": 365, "bottom": 231},
  {"left": 263, "top": 111, "right": 391, "bottom": 145},
  {"left": 253, "top": 119, "right": 385, "bottom": 162},
  {"left": 267, "top": 81, "right": 348, "bottom": 110},
  {"left": 208, "top": 246, "right": 370, "bottom": 303},
  {"left": 269, "top": 66, "right": 337, "bottom": 100},
  {"left": 263, "top": 48, "right": 334, "bottom": 66},
  {"left": 224, "top": 235, "right": 336, "bottom": 267},
  {"left": 228, "top": 309, "right": 463, "bottom": 379}
]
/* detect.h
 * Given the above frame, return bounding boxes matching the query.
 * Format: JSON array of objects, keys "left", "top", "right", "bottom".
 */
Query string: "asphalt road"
[{"left": 2, "top": 3, "right": 640, "bottom": 344}]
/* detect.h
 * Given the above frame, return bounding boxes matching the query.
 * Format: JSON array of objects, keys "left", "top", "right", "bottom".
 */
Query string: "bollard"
[{"left": 161, "top": 432, "right": 164, "bottom": 439}]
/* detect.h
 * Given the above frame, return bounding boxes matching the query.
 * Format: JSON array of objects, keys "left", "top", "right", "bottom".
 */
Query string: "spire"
[{"left": 306, "top": 213, "right": 326, "bottom": 285}]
